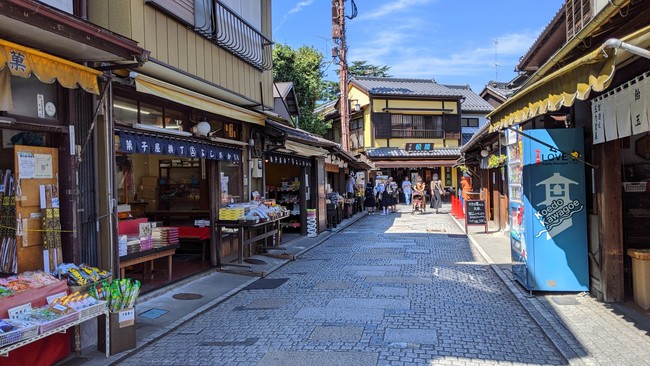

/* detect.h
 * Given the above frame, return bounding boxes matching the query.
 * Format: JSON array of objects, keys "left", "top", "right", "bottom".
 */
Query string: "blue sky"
[{"left": 272, "top": 0, "right": 565, "bottom": 93}]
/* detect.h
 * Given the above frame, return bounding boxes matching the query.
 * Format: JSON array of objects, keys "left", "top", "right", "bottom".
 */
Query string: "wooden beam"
[{"left": 595, "top": 140, "right": 624, "bottom": 302}]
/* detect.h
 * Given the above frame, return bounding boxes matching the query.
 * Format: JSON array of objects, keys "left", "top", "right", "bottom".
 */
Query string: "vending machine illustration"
[{"left": 506, "top": 128, "right": 589, "bottom": 292}]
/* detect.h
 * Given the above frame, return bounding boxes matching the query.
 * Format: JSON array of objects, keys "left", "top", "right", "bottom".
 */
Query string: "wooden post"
[{"left": 595, "top": 141, "right": 624, "bottom": 302}]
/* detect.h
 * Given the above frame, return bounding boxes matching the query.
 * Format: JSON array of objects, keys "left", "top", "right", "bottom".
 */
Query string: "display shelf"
[{"left": 0, "top": 302, "right": 110, "bottom": 358}]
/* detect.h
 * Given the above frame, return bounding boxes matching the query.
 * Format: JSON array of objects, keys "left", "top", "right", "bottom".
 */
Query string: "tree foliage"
[
  {"left": 348, "top": 60, "right": 391, "bottom": 78},
  {"left": 272, "top": 43, "right": 330, "bottom": 135}
]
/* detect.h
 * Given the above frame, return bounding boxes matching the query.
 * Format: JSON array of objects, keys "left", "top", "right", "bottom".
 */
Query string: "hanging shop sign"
[
  {"left": 118, "top": 130, "right": 241, "bottom": 162},
  {"left": 405, "top": 142, "right": 435, "bottom": 152},
  {"left": 591, "top": 71, "right": 649, "bottom": 145},
  {"left": 266, "top": 152, "right": 312, "bottom": 167}
]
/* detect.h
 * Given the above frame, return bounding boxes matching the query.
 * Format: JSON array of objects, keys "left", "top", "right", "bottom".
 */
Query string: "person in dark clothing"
[{"left": 363, "top": 178, "right": 377, "bottom": 215}]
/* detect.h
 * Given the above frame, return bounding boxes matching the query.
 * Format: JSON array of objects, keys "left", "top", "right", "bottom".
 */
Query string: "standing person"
[
  {"left": 375, "top": 178, "right": 385, "bottom": 213},
  {"left": 388, "top": 177, "right": 399, "bottom": 213},
  {"left": 412, "top": 176, "right": 426, "bottom": 211},
  {"left": 460, "top": 173, "right": 472, "bottom": 210},
  {"left": 402, "top": 176, "right": 412, "bottom": 206},
  {"left": 363, "top": 178, "right": 377, "bottom": 215},
  {"left": 430, "top": 175, "right": 444, "bottom": 214},
  {"left": 383, "top": 177, "right": 395, "bottom": 214},
  {"left": 346, "top": 174, "right": 357, "bottom": 199}
]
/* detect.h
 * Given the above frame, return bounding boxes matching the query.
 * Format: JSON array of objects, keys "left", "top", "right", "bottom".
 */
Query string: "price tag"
[
  {"left": 118, "top": 308, "right": 135, "bottom": 327},
  {"left": 8, "top": 303, "right": 32, "bottom": 319}
]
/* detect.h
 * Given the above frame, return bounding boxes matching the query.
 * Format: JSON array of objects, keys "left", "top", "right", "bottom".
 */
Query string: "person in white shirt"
[{"left": 402, "top": 176, "right": 412, "bottom": 206}]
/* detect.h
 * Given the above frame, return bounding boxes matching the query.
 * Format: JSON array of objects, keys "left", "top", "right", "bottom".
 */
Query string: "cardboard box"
[
  {"left": 141, "top": 176, "right": 159, "bottom": 186},
  {"left": 139, "top": 185, "right": 158, "bottom": 200},
  {"left": 98, "top": 308, "right": 136, "bottom": 355}
]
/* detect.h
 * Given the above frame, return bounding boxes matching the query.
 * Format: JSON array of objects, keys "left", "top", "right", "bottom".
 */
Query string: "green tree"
[
  {"left": 272, "top": 43, "right": 330, "bottom": 135},
  {"left": 348, "top": 60, "right": 391, "bottom": 78}
]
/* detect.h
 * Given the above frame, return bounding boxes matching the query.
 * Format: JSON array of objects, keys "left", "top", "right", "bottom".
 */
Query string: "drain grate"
[
  {"left": 172, "top": 293, "right": 203, "bottom": 300},
  {"left": 244, "top": 278, "right": 289, "bottom": 290},
  {"left": 244, "top": 258, "right": 267, "bottom": 265},
  {"left": 551, "top": 297, "right": 580, "bottom": 305},
  {"left": 139, "top": 308, "right": 169, "bottom": 319}
]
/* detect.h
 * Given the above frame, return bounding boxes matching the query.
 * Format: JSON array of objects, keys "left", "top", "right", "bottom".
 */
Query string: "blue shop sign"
[{"left": 118, "top": 130, "right": 240, "bottom": 162}]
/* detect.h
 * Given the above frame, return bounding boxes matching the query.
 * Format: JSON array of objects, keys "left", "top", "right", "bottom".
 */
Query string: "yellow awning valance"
[
  {"left": 0, "top": 38, "right": 101, "bottom": 95},
  {"left": 488, "top": 25, "right": 650, "bottom": 132},
  {"left": 134, "top": 74, "right": 265, "bottom": 126}
]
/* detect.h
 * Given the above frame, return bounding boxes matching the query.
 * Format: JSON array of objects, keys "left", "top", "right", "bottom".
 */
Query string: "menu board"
[{"left": 465, "top": 200, "right": 487, "bottom": 225}]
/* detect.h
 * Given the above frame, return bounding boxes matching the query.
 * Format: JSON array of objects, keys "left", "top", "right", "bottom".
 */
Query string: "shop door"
[{"left": 14, "top": 145, "right": 59, "bottom": 272}]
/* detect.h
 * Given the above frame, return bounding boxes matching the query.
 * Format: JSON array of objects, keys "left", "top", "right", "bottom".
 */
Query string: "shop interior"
[
  {"left": 116, "top": 152, "right": 213, "bottom": 293},
  {"left": 621, "top": 133, "right": 650, "bottom": 308},
  {"left": 265, "top": 161, "right": 303, "bottom": 243}
]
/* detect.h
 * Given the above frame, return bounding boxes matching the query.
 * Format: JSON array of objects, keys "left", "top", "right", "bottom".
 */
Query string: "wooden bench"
[{"left": 119, "top": 248, "right": 176, "bottom": 281}]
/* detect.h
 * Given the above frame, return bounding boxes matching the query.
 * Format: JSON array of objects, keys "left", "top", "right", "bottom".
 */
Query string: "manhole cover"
[
  {"left": 173, "top": 293, "right": 203, "bottom": 300},
  {"left": 244, "top": 258, "right": 267, "bottom": 265}
]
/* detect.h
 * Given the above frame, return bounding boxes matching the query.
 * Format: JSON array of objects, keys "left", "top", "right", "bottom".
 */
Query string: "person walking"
[
  {"left": 375, "top": 178, "right": 386, "bottom": 214},
  {"left": 430, "top": 175, "right": 444, "bottom": 214},
  {"left": 388, "top": 177, "right": 399, "bottom": 213},
  {"left": 402, "top": 176, "right": 412, "bottom": 206},
  {"left": 382, "top": 177, "right": 395, "bottom": 214},
  {"left": 346, "top": 174, "right": 357, "bottom": 199},
  {"left": 363, "top": 178, "right": 377, "bottom": 215}
]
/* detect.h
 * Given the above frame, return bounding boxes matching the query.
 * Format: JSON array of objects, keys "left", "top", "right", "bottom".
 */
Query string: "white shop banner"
[
  {"left": 591, "top": 97, "right": 605, "bottom": 144},
  {"left": 630, "top": 76, "right": 650, "bottom": 136},
  {"left": 616, "top": 85, "right": 632, "bottom": 139},
  {"left": 602, "top": 93, "right": 618, "bottom": 142}
]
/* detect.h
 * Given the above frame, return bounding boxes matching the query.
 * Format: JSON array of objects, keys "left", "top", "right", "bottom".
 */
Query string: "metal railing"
[
  {"left": 391, "top": 129, "right": 444, "bottom": 139},
  {"left": 195, "top": 1, "right": 273, "bottom": 70}
]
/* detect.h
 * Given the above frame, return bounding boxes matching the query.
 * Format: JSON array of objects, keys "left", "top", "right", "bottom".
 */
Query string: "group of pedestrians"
[{"left": 363, "top": 174, "right": 447, "bottom": 215}]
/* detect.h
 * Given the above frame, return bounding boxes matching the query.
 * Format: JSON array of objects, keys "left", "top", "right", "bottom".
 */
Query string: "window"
[
  {"left": 461, "top": 118, "right": 479, "bottom": 127},
  {"left": 220, "top": 161, "right": 242, "bottom": 206},
  {"left": 113, "top": 97, "right": 139, "bottom": 124},
  {"left": 388, "top": 114, "right": 443, "bottom": 138},
  {"left": 140, "top": 102, "right": 164, "bottom": 129}
]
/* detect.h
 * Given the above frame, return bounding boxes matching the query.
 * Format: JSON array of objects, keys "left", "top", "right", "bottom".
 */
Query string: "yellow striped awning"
[
  {"left": 134, "top": 74, "right": 265, "bottom": 126},
  {"left": 488, "top": 25, "right": 650, "bottom": 132},
  {"left": 0, "top": 38, "right": 101, "bottom": 95}
]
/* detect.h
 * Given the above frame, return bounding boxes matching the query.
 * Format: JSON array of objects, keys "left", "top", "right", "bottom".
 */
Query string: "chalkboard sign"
[{"left": 465, "top": 200, "right": 487, "bottom": 233}]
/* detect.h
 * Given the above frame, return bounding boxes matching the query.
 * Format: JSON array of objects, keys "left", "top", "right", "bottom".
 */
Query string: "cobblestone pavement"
[{"left": 119, "top": 207, "right": 566, "bottom": 366}]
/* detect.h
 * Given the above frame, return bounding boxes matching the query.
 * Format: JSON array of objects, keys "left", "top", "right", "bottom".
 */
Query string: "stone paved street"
[{"left": 119, "top": 207, "right": 566, "bottom": 366}]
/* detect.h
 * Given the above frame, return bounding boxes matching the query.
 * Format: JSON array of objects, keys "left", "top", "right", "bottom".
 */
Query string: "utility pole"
[{"left": 332, "top": 0, "right": 349, "bottom": 151}]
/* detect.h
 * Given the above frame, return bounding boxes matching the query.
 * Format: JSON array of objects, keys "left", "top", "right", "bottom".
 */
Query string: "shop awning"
[
  {"left": 281, "top": 140, "right": 328, "bottom": 157},
  {"left": 488, "top": 25, "right": 650, "bottom": 132},
  {"left": 0, "top": 37, "right": 101, "bottom": 94},
  {"left": 134, "top": 74, "right": 265, "bottom": 126},
  {"left": 373, "top": 160, "right": 458, "bottom": 168}
]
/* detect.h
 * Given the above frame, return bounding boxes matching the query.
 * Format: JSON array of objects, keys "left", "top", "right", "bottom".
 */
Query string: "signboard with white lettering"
[{"left": 464, "top": 200, "right": 487, "bottom": 233}]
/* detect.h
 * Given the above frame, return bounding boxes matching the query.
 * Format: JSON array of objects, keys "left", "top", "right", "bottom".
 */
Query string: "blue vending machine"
[{"left": 506, "top": 128, "right": 589, "bottom": 292}]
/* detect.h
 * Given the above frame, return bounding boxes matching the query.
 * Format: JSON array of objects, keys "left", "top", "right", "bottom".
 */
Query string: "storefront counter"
[
  {"left": 217, "top": 214, "right": 289, "bottom": 268},
  {"left": 119, "top": 244, "right": 180, "bottom": 281}
]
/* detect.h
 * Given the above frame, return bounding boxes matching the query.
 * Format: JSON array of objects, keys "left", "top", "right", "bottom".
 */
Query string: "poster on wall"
[{"left": 34, "top": 154, "right": 53, "bottom": 179}]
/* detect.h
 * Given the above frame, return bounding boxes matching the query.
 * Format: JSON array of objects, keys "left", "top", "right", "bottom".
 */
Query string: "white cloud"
[
  {"left": 288, "top": 0, "right": 314, "bottom": 15},
  {"left": 348, "top": 29, "right": 539, "bottom": 81},
  {"left": 359, "top": 0, "right": 438, "bottom": 20}
]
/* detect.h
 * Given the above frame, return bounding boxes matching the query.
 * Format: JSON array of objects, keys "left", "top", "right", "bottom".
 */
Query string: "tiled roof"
[
  {"left": 460, "top": 122, "right": 494, "bottom": 153},
  {"left": 444, "top": 85, "right": 494, "bottom": 112},
  {"left": 483, "top": 80, "right": 512, "bottom": 100},
  {"left": 366, "top": 147, "right": 461, "bottom": 158},
  {"left": 352, "top": 77, "right": 462, "bottom": 98},
  {"left": 462, "top": 126, "right": 480, "bottom": 135},
  {"left": 266, "top": 119, "right": 337, "bottom": 147}
]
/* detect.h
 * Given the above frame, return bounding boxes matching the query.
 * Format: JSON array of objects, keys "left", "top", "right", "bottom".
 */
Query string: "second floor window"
[
  {"left": 390, "top": 114, "right": 443, "bottom": 138},
  {"left": 461, "top": 117, "right": 479, "bottom": 127}
]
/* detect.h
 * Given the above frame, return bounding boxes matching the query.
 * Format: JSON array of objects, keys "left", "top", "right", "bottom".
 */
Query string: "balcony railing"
[
  {"left": 195, "top": 1, "right": 273, "bottom": 70},
  {"left": 391, "top": 129, "right": 444, "bottom": 139}
]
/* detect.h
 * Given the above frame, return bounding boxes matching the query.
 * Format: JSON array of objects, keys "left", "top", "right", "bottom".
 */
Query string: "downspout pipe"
[{"left": 602, "top": 38, "right": 650, "bottom": 60}]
